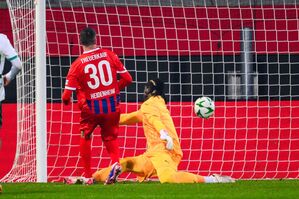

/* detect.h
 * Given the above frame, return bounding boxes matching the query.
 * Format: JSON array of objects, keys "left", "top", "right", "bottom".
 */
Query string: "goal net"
[{"left": 2, "top": 0, "right": 299, "bottom": 182}]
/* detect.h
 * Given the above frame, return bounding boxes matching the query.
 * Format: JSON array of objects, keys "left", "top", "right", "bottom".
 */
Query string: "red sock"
[
  {"left": 80, "top": 137, "right": 92, "bottom": 178},
  {"left": 103, "top": 139, "right": 120, "bottom": 163}
]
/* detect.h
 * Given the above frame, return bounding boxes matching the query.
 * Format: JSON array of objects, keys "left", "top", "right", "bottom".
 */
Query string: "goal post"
[
  {"left": 35, "top": 0, "right": 47, "bottom": 183},
  {"left": 2, "top": 0, "right": 299, "bottom": 182},
  {"left": 2, "top": 0, "right": 47, "bottom": 183},
  {"left": 2, "top": 0, "right": 38, "bottom": 182}
]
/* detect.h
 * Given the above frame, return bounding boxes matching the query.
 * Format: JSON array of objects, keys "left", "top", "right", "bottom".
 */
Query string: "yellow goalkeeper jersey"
[{"left": 120, "top": 96, "right": 183, "bottom": 158}]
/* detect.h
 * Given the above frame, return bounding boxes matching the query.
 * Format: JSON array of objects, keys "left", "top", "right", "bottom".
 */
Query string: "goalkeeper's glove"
[{"left": 159, "top": 129, "right": 174, "bottom": 150}]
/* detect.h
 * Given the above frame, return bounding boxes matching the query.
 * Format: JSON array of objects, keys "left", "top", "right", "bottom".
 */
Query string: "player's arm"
[
  {"left": 109, "top": 50, "right": 133, "bottom": 90},
  {"left": 62, "top": 63, "right": 79, "bottom": 105},
  {"left": 62, "top": 89, "right": 73, "bottom": 105},
  {"left": 120, "top": 110, "right": 143, "bottom": 125},
  {"left": 118, "top": 71, "right": 132, "bottom": 90},
  {"left": 142, "top": 102, "right": 173, "bottom": 150},
  {"left": 1, "top": 35, "right": 22, "bottom": 86}
]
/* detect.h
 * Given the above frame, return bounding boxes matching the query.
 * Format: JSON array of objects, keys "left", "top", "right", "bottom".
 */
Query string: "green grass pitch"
[{"left": 1, "top": 180, "right": 298, "bottom": 199}]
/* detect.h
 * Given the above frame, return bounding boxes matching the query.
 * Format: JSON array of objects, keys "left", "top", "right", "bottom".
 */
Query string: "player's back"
[{"left": 69, "top": 48, "right": 125, "bottom": 114}]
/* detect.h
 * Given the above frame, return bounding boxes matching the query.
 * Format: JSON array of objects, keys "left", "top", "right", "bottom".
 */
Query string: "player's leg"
[
  {"left": 100, "top": 111, "right": 122, "bottom": 184},
  {"left": 100, "top": 111, "right": 121, "bottom": 164},
  {"left": 79, "top": 111, "right": 97, "bottom": 178},
  {"left": 79, "top": 132, "right": 93, "bottom": 178}
]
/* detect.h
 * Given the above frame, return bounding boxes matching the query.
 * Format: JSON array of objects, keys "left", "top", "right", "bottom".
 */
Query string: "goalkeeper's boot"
[
  {"left": 64, "top": 177, "right": 84, "bottom": 184},
  {"left": 212, "top": 174, "right": 236, "bottom": 183},
  {"left": 105, "top": 162, "right": 122, "bottom": 185}
]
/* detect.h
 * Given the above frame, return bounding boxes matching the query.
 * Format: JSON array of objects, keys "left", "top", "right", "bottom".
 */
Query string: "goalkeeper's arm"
[
  {"left": 159, "top": 129, "right": 174, "bottom": 150},
  {"left": 120, "top": 110, "right": 143, "bottom": 125},
  {"left": 142, "top": 103, "right": 174, "bottom": 150}
]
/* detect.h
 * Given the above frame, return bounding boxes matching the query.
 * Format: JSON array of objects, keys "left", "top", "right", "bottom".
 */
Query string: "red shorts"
[{"left": 79, "top": 107, "right": 120, "bottom": 141}]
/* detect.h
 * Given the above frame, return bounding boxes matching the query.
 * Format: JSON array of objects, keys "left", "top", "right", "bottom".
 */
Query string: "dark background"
[
  {"left": 3, "top": 54, "right": 299, "bottom": 103},
  {"left": 1, "top": 2, "right": 299, "bottom": 103}
]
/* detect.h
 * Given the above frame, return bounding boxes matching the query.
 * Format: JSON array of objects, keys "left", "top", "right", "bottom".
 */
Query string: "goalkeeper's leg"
[
  {"left": 92, "top": 166, "right": 111, "bottom": 182},
  {"left": 150, "top": 152, "right": 235, "bottom": 183},
  {"left": 157, "top": 168, "right": 205, "bottom": 183},
  {"left": 157, "top": 168, "right": 235, "bottom": 183},
  {"left": 149, "top": 153, "right": 204, "bottom": 183},
  {"left": 92, "top": 155, "right": 156, "bottom": 183}
]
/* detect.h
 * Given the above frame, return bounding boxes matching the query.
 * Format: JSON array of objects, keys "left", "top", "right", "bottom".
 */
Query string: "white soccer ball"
[{"left": 194, "top": 97, "right": 215, "bottom": 118}]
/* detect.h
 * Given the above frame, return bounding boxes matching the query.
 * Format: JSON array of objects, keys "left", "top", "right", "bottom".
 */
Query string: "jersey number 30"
[{"left": 84, "top": 60, "right": 113, "bottom": 89}]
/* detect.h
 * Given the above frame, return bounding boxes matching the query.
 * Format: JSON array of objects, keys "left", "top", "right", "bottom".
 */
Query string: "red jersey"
[{"left": 64, "top": 48, "right": 131, "bottom": 114}]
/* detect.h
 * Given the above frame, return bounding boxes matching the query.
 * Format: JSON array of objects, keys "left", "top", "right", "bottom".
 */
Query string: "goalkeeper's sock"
[
  {"left": 103, "top": 139, "right": 120, "bottom": 163},
  {"left": 80, "top": 138, "right": 92, "bottom": 178},
  {"left": 204, "top": 176, "right": 216, "bottom": 183},
  {"left": 204, "top": 175, "right": 235, "bottom": 183},
  {"left": 172, "top": 172, "right": 205, "bottom": 183}
]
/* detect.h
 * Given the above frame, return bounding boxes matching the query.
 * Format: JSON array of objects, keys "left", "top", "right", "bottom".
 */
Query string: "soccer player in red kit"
[{"left": 62, "top": 27, "right": 132, "bottom": 184}]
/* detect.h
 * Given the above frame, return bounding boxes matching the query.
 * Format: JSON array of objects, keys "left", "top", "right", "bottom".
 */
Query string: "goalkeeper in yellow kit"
[{"left": 93, "top": 79, "right": 235, "bottom": 184}]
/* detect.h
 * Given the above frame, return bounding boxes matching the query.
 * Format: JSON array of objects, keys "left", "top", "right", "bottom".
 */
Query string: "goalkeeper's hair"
[
  {"left": 80, "top": 27, "right": 96, "bottom": 46},
  {"left": 145, "top": 78, "right": 167, "bottom": 103}
]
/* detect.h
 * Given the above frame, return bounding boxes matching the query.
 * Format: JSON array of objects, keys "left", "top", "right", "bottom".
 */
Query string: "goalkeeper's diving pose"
[{"left": 91, "top": 78, "right": 235, "bottom": 184}]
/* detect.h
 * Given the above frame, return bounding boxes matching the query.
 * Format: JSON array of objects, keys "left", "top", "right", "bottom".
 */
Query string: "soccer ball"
[{"left": 194, "top": 97, "right": 215, "bottom": 118}]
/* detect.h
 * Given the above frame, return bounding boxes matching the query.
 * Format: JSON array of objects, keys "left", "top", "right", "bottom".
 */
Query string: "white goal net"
[{"left": 2, "top": 0, "right": 299, "bottom": 182}]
